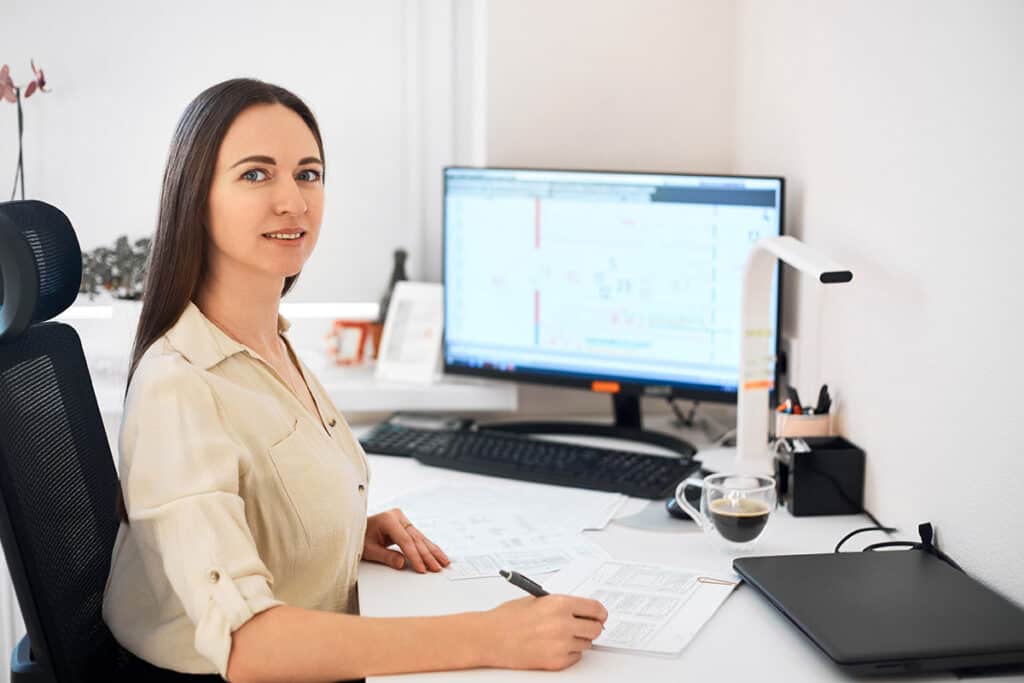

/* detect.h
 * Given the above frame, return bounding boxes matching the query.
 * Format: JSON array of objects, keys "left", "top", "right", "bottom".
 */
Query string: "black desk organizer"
[{"left": 774, "top": 436, "right": 865, "bottom": 516}]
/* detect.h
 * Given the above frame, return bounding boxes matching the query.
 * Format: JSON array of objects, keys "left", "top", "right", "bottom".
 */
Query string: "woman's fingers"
[
  {"left": 572, "top": 616, "right": 604, "bottom": 641},
  {"left": 394, "top": 530, "right": 428, "bottom": 573},
  {"left": 559, "top": 653, "right": 583, "bottom": 669},
  {"left": 569, "top": 597, "right": 608, "bottom": 624},
  {"left": 397, "top": 527, "right": 449, "bottom": 572},
  {"left": 394, "top": 509, "right": 449, "bottom": 572},
  {"left": 570, "top": 637, "right": 595, "bottom": 653},
  {"left": 383, "top": 511, "right": 427, "bottom": 573},
  {"left": 364, "top": 509, "right": 445, "bottom": 573},
  {"left": 423, "top": 536, "right": 450, "bottom": 566},
  {"left": 407, "top": 528, "right": 441, "bottom": 571},
  {"left": 362, "top": 544, "right": 406, "bottom": 569}
]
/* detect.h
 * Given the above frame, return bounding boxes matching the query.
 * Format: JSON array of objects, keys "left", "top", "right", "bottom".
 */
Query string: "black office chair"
[{"left": 0, "top": 200, "right": 216, "bottom": 682}]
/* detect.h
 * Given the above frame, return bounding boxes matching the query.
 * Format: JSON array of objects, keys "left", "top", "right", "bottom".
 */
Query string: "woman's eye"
[
  {"left": 241, "top": 168, "right": 269, "bottom": 183},
  {"left": 297, "top": 169, "right": 322, "bottom": 182}
]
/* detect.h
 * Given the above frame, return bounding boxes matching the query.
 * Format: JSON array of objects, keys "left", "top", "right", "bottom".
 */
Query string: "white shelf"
[
  {"left": 94, "top": 362, "right": 517, "bottom": 415},
  {"left": 312, "top": 362, "right": 517, "bottom": 413}
]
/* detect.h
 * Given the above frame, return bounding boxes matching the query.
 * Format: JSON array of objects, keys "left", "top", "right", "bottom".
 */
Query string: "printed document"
[
  {"left": 546, "top": 558, "right": 738, "bottom": 655},
  {"left": 376, "top": 484, "right": 624, "bottom": 579},
  {"left": 383, "top": 504, "right": 611, "bottom": 580}
]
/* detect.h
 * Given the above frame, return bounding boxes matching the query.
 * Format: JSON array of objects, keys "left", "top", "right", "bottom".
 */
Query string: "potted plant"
[{"left": 80, "top": 236, "right": 152, "bottom": 300}]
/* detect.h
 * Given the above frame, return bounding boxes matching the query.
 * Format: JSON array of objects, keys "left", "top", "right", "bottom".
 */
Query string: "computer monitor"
[{"left": 442, "top": 166, "right": 783, "bottom": 442}]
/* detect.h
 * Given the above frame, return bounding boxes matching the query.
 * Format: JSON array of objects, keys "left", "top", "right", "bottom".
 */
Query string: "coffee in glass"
[
  {"left": 674, "top": 474, "right": 776, "bottom": 548},
  {"left": 707, "top": 498, "right": 771, "bottom": 543}
]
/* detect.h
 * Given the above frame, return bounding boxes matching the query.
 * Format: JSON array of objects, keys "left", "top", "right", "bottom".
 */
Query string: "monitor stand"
[{"left": 479, "top": 395, "right": 698, "bottom": 460}]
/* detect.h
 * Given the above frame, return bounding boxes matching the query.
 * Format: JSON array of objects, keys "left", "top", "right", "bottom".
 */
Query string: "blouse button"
[
  {"left": 328, "top": 417, "right": 337, "bottom": 428},
  {"left": 208, "top": 570, "right": 221, "bottom": 583}
]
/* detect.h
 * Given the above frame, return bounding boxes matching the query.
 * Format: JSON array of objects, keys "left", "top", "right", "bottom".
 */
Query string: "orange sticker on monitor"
[
  {"left": 591, "top": 381, "right": 621, "bottom": 393},
  {"left": 742, "top": 380, "right": 774, "bottom": 390}
]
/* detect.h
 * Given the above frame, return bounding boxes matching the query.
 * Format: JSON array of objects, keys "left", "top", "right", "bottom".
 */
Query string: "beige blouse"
[{"left": 102, "top": 302, "right": 370, "bottom": 677}]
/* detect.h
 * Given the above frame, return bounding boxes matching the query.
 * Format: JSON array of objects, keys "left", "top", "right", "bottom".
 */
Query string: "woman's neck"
[{"left": 194, "top": 268, "right": 285, "bottom": 361}]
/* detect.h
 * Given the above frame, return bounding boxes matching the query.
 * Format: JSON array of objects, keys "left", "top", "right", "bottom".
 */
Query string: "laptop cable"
[{"left": 835, "top": 522, "right": 965, "bottom": 573}]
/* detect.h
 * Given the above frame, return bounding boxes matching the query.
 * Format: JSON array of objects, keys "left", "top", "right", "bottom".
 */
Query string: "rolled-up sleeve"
[{"left": 120, "top": 359, "right": 284, "bottom": 677}]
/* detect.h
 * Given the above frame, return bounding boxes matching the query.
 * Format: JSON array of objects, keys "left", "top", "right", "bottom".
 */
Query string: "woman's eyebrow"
[
  {"left": 229, "top": 155, "right": 323, "bottom": 169},
  {"left": 230, "top": 155, "right": 276, "bottom": 169}
]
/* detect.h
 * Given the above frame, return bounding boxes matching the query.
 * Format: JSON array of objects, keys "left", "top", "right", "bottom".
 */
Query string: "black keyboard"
[{"left": 359, "top": 423, "right": 699, "bottom": 499}]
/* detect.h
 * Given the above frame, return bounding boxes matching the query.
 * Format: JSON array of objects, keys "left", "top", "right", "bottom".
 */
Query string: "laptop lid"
[{"left": 733, "top": 551, "right": 1024, "bottom": 675}]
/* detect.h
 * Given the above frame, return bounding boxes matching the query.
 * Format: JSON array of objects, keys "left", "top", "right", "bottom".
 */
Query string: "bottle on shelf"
[{"left": 377, "top": 248, "right": 408, "bottom": 326}]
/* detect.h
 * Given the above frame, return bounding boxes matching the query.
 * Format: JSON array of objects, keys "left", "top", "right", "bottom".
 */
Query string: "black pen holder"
[{"left": 773, "top": 436, "right": 864, "bottom": 516}]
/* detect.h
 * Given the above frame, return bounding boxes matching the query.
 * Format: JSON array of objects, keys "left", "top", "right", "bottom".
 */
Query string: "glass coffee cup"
[{"left": 674, "top": 474, "right": 776, "bottom": 548}]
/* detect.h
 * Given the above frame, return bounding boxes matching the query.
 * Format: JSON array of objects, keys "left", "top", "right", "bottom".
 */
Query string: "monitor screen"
[{"left": 442, "top": 167, "right": 783, "bottom": 402}]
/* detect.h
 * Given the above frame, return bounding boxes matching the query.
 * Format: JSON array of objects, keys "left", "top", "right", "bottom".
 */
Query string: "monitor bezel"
[{"left": 441, "top": 165, "right": 785, "bottom": 405}]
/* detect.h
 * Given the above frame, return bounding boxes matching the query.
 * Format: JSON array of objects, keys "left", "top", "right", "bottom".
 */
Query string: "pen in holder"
[
  {"left": 774, "top": 411, "right": 831, "bottom": 438},
  {"left": 774, "top": 384, "right": 834, "bottom": 438}
]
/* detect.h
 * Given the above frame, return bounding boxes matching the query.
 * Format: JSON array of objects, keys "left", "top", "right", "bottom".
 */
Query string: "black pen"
[
  {"left": 787, "top": 386, "right": 803, "bottom": 413},
  {"left": 500, "top": 569, "right": 606, "bottom": 631},
  {"left": 499, "top": 569, "right": 549, "bottom": 597}
]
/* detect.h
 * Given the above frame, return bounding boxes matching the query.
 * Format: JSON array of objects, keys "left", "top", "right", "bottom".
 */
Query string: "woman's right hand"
[{"left": 482, "top": 595, "right": 609, "bottom": 671}]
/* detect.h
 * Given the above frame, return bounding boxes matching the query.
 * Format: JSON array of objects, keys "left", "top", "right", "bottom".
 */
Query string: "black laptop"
[{"left": 733, "top": 551, "right": 1024, "bottom": 675}]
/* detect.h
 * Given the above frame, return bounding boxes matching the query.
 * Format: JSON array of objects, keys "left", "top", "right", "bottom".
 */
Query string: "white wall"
[
  {"left": 733, "top": 0, "right": 1024, "bottom": 603},
  {"left": 0, "top": 0, "right": 461, "bottom": 301},
  {"left": 486, "top": 0, "right": 736, "bottom": 174}
]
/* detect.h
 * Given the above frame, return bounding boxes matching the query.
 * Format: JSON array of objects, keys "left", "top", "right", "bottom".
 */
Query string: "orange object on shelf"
[{"left": 326, "top": 320, "right": 384, "bottom": 366}]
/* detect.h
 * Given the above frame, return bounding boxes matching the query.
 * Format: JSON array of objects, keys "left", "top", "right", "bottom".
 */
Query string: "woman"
[{"left": 101, "top": 79, "right": 607, "bottom": 683}]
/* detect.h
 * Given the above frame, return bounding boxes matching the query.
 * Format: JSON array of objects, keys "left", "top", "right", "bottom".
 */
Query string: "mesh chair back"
[
  {"left": 0, "top": 201, "right": 122, "bottom": 682},
  {"left": 0, "top": 325, "right": 125, "bottom": 681}
]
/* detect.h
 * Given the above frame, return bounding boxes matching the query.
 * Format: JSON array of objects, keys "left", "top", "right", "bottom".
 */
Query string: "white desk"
[{"left": 356, "top": 447, "right": 962, "bottom": 682}]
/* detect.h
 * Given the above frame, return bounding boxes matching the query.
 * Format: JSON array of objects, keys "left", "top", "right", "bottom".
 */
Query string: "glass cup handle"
[{"left": 674, "top": 481, "right": 703, "bottom": 525}]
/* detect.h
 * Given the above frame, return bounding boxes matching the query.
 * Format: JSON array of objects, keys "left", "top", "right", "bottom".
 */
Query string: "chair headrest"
[{"left": 0, "top": 200, "right": 82, "bottom": 343}]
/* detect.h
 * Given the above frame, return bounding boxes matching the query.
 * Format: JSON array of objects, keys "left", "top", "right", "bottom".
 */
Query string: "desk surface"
[{"left": 356, "top": 447, "right": 967, "bottom": 683}]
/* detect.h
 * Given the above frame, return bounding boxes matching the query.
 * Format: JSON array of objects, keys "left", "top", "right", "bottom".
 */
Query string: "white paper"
[
  {"left": 445, "top": 537, "right": 612, "bottom": 580},
  {"left": 376, "top": 484, "right": 625, "bottom": 580},
  {"left": 546, "top": 558, "right": 738, "bottom": 656},
  {"left": 384, "top": 505, "right": 611, "bottom": 580},
  {"left": 378, "top": 483, "right": 626, "bottom": 534}
]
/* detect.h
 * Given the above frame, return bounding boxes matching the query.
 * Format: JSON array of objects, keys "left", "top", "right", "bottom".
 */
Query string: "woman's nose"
[{"left": 274, "top": 176, "right": 308, "bottom": 215}]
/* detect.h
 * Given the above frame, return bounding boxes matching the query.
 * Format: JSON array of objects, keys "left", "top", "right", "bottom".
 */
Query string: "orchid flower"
[
  {"left": 24, "top": 59, "right": 48, "bottom": 98},
  {"left": 0, "top": 65, "right": 16, "bottom": 103},
  {"left": 0, "top": 60, "right": 49, "bottom": 100}
]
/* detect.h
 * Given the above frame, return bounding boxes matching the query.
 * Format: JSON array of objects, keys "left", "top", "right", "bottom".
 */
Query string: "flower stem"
[{"left": 9, "top": 86, "right": 25, "bottom": 201}]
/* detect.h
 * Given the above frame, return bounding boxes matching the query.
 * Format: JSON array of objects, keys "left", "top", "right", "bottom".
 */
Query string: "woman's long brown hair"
[{"left": 117, "top": 79, "right": 326, "bottom": 523}]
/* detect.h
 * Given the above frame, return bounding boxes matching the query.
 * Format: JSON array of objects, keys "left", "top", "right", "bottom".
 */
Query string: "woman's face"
[{"left": 206, "top": 103, "right": 324, "bottom": 286}]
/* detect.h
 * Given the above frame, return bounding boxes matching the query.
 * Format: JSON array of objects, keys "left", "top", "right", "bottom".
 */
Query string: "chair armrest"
[{"left": 11, "top": 634, "right": 54, "bottom": 683}]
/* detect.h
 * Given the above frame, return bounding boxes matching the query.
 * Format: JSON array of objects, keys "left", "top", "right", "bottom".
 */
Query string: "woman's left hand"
[{"left": 362, "top": 508, "right": 450, "bottom": 573}]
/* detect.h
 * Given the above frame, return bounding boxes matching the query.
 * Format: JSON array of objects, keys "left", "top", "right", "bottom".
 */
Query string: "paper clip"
[{"left": 697, "top": 576, "right": 738, "bottom": 586}]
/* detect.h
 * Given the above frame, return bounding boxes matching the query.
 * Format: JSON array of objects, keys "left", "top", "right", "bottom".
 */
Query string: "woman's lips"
[{"left": 262, "top": 229, "right": 306, "bottom": 244}]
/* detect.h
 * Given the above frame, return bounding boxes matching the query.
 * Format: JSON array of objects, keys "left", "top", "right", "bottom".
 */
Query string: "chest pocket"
[{"left": 268, "top": 420, "right": 367, "bottom": 556}]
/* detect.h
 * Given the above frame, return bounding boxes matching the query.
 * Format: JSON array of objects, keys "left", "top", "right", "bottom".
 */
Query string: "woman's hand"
[
  {"left": 481, "top": 595, "right": 608, "bottom": 671},
  {"left": 362, "top": 508, "right": 450, "bottom": 573}
]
